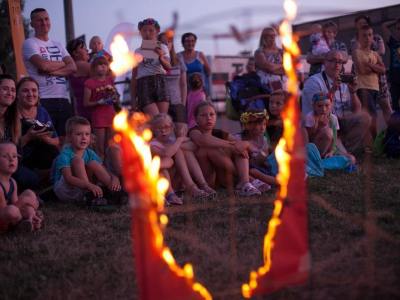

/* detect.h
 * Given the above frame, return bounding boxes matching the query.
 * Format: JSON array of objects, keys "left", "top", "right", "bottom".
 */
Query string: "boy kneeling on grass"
[
  {"left": 52, "top": 116, "right": 121, "bottom": 206},
  {"left": 0, "top": 142, "right": 43, "bottom": 233}
]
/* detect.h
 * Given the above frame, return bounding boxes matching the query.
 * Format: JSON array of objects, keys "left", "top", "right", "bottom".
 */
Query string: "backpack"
[{"left": 226, "top": 73, "right": 270, "bottom": 115}]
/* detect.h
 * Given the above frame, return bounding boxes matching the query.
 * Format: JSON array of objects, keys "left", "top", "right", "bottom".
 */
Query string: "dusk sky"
[{"left": 23, "top": 0, "right": 400, "bottom": 56}]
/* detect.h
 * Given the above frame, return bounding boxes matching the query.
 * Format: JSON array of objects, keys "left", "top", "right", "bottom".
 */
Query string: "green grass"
[{"left": 1, "top": 157, "right": 399, "bottom": 300}]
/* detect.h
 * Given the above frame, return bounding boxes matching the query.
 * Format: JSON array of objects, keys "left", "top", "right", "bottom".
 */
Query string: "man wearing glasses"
[{"left": 302, "top": 50, "right": 372, "bottom": 155}]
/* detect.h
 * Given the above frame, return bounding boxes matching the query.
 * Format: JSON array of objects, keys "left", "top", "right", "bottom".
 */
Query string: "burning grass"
[{"left": 0, "top": 157, "right": 399, "bottom": 300}]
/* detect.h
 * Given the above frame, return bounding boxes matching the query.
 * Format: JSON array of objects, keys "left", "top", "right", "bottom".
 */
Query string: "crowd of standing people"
[{"left": 1, "top": 7, "right": 400, "bottom": 234}]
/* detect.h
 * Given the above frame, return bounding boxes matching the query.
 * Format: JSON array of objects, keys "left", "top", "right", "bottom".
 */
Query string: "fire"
[
  {"left": 242, "top": 0, "right": 303, "bottom": 297},
  {"left": 113, "top": 110, "right": 212, "bottom": 300},
  {"left": 109, "top": 34, "right": 143, "bottom": 76}
]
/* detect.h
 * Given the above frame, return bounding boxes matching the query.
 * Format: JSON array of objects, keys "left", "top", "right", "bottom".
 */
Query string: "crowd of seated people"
[{"left": 1, "top": 8, "right": 400, "bottom": 234}]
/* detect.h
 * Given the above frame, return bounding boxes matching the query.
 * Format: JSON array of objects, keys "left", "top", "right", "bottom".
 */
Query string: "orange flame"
[
  {"left": 113, "top": 110, "right": 212, "bottom": 300},
  {"left": 242, "top": 0, "right": 301, "bottom": 297},
  {"left": 109, "top": 34, "right": 143, "bottom": 76}
]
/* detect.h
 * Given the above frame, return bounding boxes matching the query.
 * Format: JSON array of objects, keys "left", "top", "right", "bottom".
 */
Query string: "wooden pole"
[
  {"left": 7, "top": 0, "right": 27, "bottom": 79},
  {"left": 63, "top": 0, "right": 75, "bottom": 44}
]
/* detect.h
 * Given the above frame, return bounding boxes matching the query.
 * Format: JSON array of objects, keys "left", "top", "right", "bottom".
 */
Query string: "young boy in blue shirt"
[{"left": 53, "top": 116, "right": 121, "bottom": 205}]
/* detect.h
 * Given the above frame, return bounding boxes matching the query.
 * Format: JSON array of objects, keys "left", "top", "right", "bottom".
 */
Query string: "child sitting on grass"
[
  {"left": 266, "top": 90, "right": 286, "bottom": 150},
  {"left": 150, "top": 113, "right": 215, "bottom": 205},
  {"left": 237, "top": 109, "right": 277, "bottom": 188},
  {"left": 305, "top": 92, "right": 355, "bottom": 163},
  {"left": 52, "top": 116, "right": 121, "bottom": 206},
  {"left": 189, "top": 102, "right": 261, "bottom": 196},
  {"left": 0, "top": 142, "right": 43, "bottom": 233}
]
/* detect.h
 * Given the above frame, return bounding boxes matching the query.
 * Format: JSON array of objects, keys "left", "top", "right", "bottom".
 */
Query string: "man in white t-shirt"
[
  {"left": 302, "top": 50, "right": 371, "bottom": 154},
  {"left": 22, "top": 8, "right": 76, "bottom": 137}
]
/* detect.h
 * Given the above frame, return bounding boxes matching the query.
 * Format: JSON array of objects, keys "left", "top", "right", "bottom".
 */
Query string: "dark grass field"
[{"left": 1, "top": 156, "right": 399, "bottom": 300}]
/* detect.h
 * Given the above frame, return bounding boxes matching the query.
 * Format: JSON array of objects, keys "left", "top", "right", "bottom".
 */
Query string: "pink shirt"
[
  {"left": 187, "top": 89, "right": 206, "bottom": 128},
  {"left": 84, "top": 77, "right": 116, "bottom": 128}
]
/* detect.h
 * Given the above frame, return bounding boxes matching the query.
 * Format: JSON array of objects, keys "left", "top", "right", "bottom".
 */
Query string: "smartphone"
[
  {"left": 340, "top": 73, "right": 355, "bottom": 83},
  {"left": 140, "top": 40, "right": 160, "bottom": 50}
]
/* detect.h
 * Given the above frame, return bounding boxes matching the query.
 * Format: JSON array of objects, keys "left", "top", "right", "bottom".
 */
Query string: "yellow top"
[{"left": 353, "top": 48, "right": 380, "bottom": 91}]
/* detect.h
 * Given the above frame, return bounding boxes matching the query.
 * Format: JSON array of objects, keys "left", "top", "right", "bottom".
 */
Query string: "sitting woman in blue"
[
  {"left": 178, "top": 32, "right": 211, "bottom": 96},
  {"left": 16, "top": 77, "right": 59, "bottom": 176}
]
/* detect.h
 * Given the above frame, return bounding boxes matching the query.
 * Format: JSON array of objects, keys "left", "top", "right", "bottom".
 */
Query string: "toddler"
[
  {"left": 83, "top": 56, "right": 119, "bottom": 159},
  {"left": 310, "top": 23, "right": 330, "bottom": 56},
  {"left": 52, "top": 116, "right": 121, "bottom": 206},
  {"left": 150, "top": 114, "right": 215, "bottom": 205},
  {"left": 0, "top": 142, "right": 42, "bottom": 233},
  {"left": 89, "top": 35, "right": 112, "bottom": 63}
]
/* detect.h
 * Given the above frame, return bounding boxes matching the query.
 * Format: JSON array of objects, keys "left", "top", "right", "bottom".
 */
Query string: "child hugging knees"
[
  {"left": 0, "top": 142, "right": 43, "bottom": 233},
  {"left": 52, "top": 116, "right": 121, "bottom": 206},
  {"left": 188, "top": 102, "right": 261, "bottom": 197},
  {"left": 237, "top": 109, "right": 277, "bottom": 190},
  {"left": 150, "top": 113, "right": 216, "bottom": 205},
  {"left": 305, "top": 92, "right": 355, "bottom": 164}
]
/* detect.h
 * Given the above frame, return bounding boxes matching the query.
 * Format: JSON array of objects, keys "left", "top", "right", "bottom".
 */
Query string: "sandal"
[
  {"left": 188, "top": 185, "right": 209, "bottom": 200},
  {"left": 236, "top": 182, "right": 261, "bottom": 197},
  {"left": 165, "top": 192, "right": 183, "bottom": 206},
  {"left": 84, "top": 192, "right": 108, "bottom": 207},
  {"left": 198, "top": 183, "right": 217, "bottom": 199},
  {"left": 251, "top": 179, "right": 271, "bottom": 193}
]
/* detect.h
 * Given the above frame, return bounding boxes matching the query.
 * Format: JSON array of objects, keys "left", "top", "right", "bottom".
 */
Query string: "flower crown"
[
  {"left": 240, "top": 110, "right": 269, "bottom": 124},
  {"left": 138, "top": 18, "right": 160, "bottom": 31}
]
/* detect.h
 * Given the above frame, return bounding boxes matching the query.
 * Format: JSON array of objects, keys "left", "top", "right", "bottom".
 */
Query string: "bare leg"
[
  {"left": 16, "top": 190, "right": 41, "bottom": 230},
  {"left": 93, "top": 128, "right": 106, "bottom": 159},
  {"left": 175, "top": 122, "right": 188, "bottom": 137},
  {"left": 174, "top": 149, "right": 195, "bottom": 188},
  {"left": 207, "top": 148, "right": 236, "bottom": 190},
  {"left": 195, "top": 148, "right": 216, "bottom": 187},
  {"left": 250, "top": 168, "right": 277, "bottom": 185},
  {"left": 86, "top": 160, "right": 113, "bottom": 188},
  {"left": 143, "top": 103, "right": 160, "bottom": 118},
  {"left": 233, "top": 154, "right": 250, "bottom": 187},
  {"left": 183, "top": 150, "right": 208, "bottom": 186},
  {"left": 0, "top": 205, "right": 22, "bottom": 232},
  {"left": 105, "top": 144, "right": 122, "bottom": 177},
  {"left": 71, "top": 157, "right": 90, "bottom": 181},
  {"left": 156, "top": 101, "right": 169, "bottom": 114},
  {"left": 312, "top": 127, "right": 333, "bottom": 157}
]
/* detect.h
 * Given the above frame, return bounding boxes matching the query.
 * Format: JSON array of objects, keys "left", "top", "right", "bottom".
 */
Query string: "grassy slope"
[{"left": 0, "top": 157, "right": 399, "bottom": 300}]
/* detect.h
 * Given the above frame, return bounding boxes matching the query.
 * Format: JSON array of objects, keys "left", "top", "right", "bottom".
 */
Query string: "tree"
[{"left": 0, "top": 0, "right": 29, "bottom": 77}]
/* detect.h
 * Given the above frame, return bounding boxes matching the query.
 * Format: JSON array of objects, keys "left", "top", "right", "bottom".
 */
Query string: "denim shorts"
[{"left": 136, "top": 75, "right": 169, "bottom": 109}]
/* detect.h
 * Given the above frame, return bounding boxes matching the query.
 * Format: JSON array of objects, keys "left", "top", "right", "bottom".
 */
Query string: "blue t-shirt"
[
  {"left": 21, "top": 105, "right": 58, "bottom": 137},
  {"left": 52, "top": 145, "right": 101, "bottom": 183}
]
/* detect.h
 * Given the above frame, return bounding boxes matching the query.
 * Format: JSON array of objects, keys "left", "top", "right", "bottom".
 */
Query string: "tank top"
[{"left": 0, "top": 179, "right": 15, "bottom": 205}]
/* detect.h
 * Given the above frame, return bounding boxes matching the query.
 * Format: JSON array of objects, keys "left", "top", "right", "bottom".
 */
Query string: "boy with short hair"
[
  {"left": 352, "top": 25, "right": 386, "bottom": 138},
  {"left": 0, "top": 142, "right": 43, "bottom": 233},
  {"left": 52, "top": 116, "right": 121, "bottom": 205}
]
